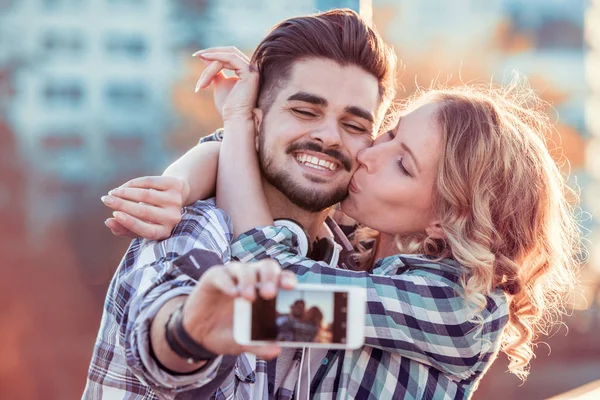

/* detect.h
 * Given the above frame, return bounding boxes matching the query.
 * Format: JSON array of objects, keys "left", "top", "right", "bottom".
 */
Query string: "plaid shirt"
[
  {"left": 84, "top": 199, "right": 509, "bottom": 400},
  {"left": 233, "top": 228, "right": 510, "bottom": 400}
]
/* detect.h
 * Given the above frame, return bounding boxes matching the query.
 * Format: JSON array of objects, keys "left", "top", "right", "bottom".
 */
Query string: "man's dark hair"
[{"left": 251, "top": 8, "right": 397, "bottom": 117}]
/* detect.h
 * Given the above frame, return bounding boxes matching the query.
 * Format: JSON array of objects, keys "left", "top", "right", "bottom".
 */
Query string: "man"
[
  {"left": 276, "top": 300, "right": 306, "bottom": 341},
  {"left": 84, "top": 8, "right": 396, "bottom": 399}
]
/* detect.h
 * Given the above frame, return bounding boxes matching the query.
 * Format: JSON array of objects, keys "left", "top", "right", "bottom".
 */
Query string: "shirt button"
[{"left": 321, "top": 358, "right": 329, "bottom": 366}]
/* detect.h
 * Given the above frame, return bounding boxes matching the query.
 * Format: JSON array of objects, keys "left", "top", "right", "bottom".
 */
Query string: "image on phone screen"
[{"left": 251, "top": 288, "right": 348, "bottom": 344}]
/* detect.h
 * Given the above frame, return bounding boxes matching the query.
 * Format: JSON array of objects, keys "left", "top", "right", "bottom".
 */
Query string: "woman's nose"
[{"left": 356, "top": 145, "right": 379, "bottom": 172}]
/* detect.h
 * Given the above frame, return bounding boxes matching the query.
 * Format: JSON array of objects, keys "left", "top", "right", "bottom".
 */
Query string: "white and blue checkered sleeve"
[
  {"left": 85, "top": 199, "right": 237, "bottom": 398},
  {"left": 232, "top": 225, "right": 510, "bottom": 382}
]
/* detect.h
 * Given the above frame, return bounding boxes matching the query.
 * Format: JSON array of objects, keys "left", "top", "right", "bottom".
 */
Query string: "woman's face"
[{"left": 340, "top": 103, "right": 442, "bottom": 236}]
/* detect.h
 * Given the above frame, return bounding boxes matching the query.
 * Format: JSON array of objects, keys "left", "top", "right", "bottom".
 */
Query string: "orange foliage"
[{"left": 494, "top": 19, "right": 534, "bottom": 53}]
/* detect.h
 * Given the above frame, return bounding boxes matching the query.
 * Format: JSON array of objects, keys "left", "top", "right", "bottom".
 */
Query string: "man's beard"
[{"left": 258, "top": 131, "right": 350, "bottom": 213}]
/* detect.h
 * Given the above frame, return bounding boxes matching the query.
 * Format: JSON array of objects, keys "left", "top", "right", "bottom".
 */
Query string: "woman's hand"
[
  {"left": 193, "top": 46, "right": 259, "bottom": 123},
  {"left": 102, "top": 176, "right": 190, "bottom": 240}
]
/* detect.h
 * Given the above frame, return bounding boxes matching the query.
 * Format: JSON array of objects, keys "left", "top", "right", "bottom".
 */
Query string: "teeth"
[{"left": 294, "top": 153, "right": 338, "bottom": 171}]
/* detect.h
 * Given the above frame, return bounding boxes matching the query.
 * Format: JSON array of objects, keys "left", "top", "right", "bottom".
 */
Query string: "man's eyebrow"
[
  {"left": 401, "top": 142, "right": 421, "bottom": 174},
  {"left": 287, "top": 92, "right": 328, "bottom": 106},
  {"left": 345, "top": 106, "right": 374, "bottom": 124},
  {"left": 287, "top": 92, "right": 374, "bottom": 124}
]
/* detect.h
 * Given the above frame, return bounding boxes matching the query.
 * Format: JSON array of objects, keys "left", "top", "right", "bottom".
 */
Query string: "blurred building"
[
  {"left": 173, "top": 0, "right": 360, "bottom": 50},
  {"left": 377, "top": 0, "right": 504, "bottom": 53},
  {"left": 0, "top": 0, "right": 362, "bottom": 237},
  {"left": 499, "top": 0, "right": 586, "bottom": 135},
  {"left": 585, "top": 0, "right": 600, "bottom": 312},
  {"left": 2, "top": 0, "right": 176, "bottom": 234}
]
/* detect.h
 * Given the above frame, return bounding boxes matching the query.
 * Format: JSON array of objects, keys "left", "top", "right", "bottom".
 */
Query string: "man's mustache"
[{"left": 286, "top": 142, "right": 352, "bottom": 172}]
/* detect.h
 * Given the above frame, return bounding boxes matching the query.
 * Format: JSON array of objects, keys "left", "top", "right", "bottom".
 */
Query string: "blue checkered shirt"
[{"left": 83, "top": 199, "right": 509, "bottom": 399}]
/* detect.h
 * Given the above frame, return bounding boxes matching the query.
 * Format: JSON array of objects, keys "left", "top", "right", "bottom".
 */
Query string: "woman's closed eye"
[{"left": 397, "top": 158, "right": 412, "bottom": 177}]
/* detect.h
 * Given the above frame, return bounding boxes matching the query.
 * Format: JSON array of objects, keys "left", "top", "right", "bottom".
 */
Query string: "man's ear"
[
  {"left": 253, "top": 108, "right": 263, "bottom": 151},
  {"left": 425, "top": 220, "right": 447, "bottom": 240}
]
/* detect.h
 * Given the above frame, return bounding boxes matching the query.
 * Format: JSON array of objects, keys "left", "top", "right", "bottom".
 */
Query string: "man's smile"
[{"left": 293, "top": 151, "right": 341, "bottom": 172}]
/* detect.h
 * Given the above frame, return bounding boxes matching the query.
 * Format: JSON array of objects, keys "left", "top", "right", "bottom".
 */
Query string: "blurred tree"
[
  {"left": 494, "top": 18, "right": 535, "bottom": 54},
  {"left": 167, "top": 52, "right": 241, "bottom": 154}
]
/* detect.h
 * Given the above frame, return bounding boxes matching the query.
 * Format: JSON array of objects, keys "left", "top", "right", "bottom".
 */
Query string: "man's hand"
[
  {"left": 193, "top": 46, "right": 259, "bottom": 123},
  {"left": 150, "top": 260, "right": 297, "bottom": 373},
  {"left": 102, "top": 176, "right": 189, "bottom": 240},
  {"left": 183, "top": 260, "right": 296, "bottom": 358}
]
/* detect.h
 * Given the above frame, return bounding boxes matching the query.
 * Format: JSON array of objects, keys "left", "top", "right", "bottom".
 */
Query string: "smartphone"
[{"left": 233, "top": 283, "right": 366, "bottom": 349}]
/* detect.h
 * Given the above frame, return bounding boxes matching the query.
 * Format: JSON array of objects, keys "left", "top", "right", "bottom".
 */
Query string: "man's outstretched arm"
[{"left": 84, "top": 200, "right": 236, "bottom": 398}]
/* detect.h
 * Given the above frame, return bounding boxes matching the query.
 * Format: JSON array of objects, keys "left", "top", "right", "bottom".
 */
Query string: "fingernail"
[
  {"left": 104, "top": 220, "right": 110, "bottom": 227},
  {"left": 192, "top": 50, "right": 205, "bottom": 57},
  {"left": 113, "top": 211, "right": 125, "bottom": 221},
  {"left": 226, "top": 286, "right": 239, "bottom": 296},
  {"left": 262, "top": 282, "right": 276, "bottom": 294},
  {"left": 101, "top": 195, "right": 113, "bottom": 205},
  {"left": 282, "top": 275, "right": 295, "bottom": 286},
  {"left": 108, "top": 189, "right": 116, "bottom": 196},
  {"left": 244, "top": 286, "right": 255, "bottom": 298},
  {"left": 195, "top": 74, "right": 206, "bottom": 93}
]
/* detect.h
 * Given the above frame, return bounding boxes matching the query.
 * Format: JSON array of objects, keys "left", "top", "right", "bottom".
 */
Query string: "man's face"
[
  {"left": 291, "top": 300, "right": 305, "bottom": 318},
  {"left": 257, "top": 58, "right": 382, "bottom": 212}
]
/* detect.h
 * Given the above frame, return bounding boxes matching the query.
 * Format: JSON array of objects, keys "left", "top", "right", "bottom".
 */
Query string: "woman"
[{"left": 102, "top": 49, "right": 580, "bottom": 398}]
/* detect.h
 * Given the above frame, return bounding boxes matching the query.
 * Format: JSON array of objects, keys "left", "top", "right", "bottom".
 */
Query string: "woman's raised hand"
[
  {"left": 102, "top": 175, "right": 190, "bottom": 240},
  {"left": 193, "top": 46, "right": 259, "bottom": 122}
]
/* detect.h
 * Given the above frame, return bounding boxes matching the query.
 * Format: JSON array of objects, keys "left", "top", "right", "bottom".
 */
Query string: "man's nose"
[{"left": 309, "top": 121, "right": 343, "bottom": 148}]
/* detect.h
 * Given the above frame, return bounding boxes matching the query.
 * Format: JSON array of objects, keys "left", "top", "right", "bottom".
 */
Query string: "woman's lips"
[{"left": 349, "top": 178, "right": 360, "bottom": 193}]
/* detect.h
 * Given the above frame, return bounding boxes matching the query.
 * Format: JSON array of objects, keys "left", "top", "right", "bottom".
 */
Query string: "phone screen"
[{"left": 251, "top": 288, "right": 349, "bottom": 344}]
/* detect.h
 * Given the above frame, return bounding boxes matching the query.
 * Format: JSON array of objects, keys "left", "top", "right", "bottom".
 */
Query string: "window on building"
[
  {"left": 42, "top": 31, "right": 85, "bottom": 56},
  {"left": 41, "top": 134, "right": 84, "bottom": 151},
  {"left": 43, "top": 81, "right": 84, "bottom": 108},
  {"left": 536, "top": 18, "right": 584, "bottom": 49},
  {"left": 104, "top": 83, "right": 147, "bottom": 109},
  {"left": 40, "top": 130, "right": 88, "bottom": 182},
  {"left": 106, "top": 135, "right": 144, "bottom": 156},
  {"left": 106, "top": 0, "right": 145, "bottom": 6},
  {"left": 105, "top": 34, "right": 148, "bottom": 60},
  {"left": 42, "top": 0, "right": 86, "bottom": 10}
]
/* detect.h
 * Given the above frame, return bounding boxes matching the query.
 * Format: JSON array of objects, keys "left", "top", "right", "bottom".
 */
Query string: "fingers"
[
  {"left": 103, "top": 195, "right": 179, "bottom": 225},
  {"left": 112, "top": 211, "right": 172, "bottom": 240},
  {"left": 256, "top": 260, "right": 281, "bottom": 300},
  {"left": 243, "top": 344, "right": 281, "bottom": 360},
  {"left": 195, "top": 61, "right": 228, "bottom": 92},
  {"left": 104, "top": 218, "right": 138, "bottom": 238},
  {"left": 193, "top": 46, "right": 250, "bottom": 62},
  {"left": 104, "top": 188, "right": 172, "bottom": 208},
  {"left": 227, "top": 262, "right": 259, "bottom": 301},
  {"left": 224, "top": 260, "right": 285, "bottom": 302},
  {"left": 121, "top": 176, "right": 181, "bottom": 191},
  {"left": 197, "top": 52, "right": 255, "bottom": 79},
  {"left": 279, "top": 271, "right": 297, "bottom": 291},
  {"left": 206, "top": 267, "right": 240, "bottom": 297}
]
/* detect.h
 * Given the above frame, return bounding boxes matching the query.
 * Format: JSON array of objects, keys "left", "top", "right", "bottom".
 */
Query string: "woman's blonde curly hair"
[{"left": 355, "top": 78, "right": 582, "bottom": 380}]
